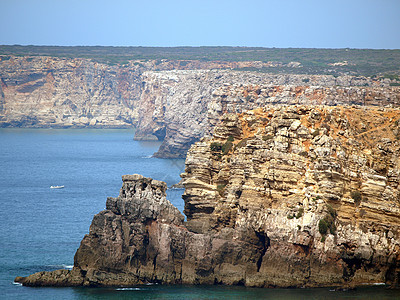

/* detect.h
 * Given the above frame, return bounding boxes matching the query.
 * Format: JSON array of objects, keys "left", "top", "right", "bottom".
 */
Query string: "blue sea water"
[{"left": 1, "top": 128, "right": 399, "bottom": 299}]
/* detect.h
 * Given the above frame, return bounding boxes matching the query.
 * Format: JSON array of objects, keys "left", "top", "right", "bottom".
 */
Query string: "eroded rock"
[{"left": 15, "top": 105, "right": 400, "bottom": 288}]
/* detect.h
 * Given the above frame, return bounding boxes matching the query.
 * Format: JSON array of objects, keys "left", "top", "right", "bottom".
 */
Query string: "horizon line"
[{"left": 1, "top": 44, "right": 400, "bottom": 51}]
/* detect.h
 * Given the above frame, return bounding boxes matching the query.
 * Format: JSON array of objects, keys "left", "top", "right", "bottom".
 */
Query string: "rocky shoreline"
[{"left": 15, "top": 105, "right": 400, "bottom": 288}]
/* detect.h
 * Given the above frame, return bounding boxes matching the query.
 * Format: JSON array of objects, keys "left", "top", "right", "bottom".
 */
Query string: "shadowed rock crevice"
[{"left": 255, "top": 231, "right": 269, "bottom": 272}]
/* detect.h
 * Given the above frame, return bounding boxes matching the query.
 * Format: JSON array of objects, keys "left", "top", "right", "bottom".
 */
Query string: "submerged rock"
[{"left": 15, "top": 105, "right": 400, "bottom": 288}]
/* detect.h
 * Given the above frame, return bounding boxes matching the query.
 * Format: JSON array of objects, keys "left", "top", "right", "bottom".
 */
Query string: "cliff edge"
[{"left": 15, "top": 105, "right": 400, "bottom": 288}]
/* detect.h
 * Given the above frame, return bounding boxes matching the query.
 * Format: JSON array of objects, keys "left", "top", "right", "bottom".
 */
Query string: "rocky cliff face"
[
  {"left": 0, "top": 56, "right": 145, "bottom": 127},
  {"left": 15, "top": 105, "right": 400, "bottom": 288},
  {"left": 135, "top": 69, "right": 400, "bottom": 158},
  {"left": 15, "top": 175, "right": 186, "bottom": 286},
  {"left": 0, "top": 56, "right": 307, "bottom": 129},
  {"left": 182, "top": 105, "right": 400, "bottom": 286},
  {"left": 3, "top": 55, "right": 399, "bottom": 158},
  {"left": 15, "top": 174, "right": 267, "bottom": 287},
  {"left": 2, "top": 55, "right": 399, "bottom": 158}
]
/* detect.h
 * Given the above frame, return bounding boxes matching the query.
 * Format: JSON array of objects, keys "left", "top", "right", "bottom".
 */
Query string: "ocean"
[{"left": 1, "top": 128, "right": 399, "bottom": 299}]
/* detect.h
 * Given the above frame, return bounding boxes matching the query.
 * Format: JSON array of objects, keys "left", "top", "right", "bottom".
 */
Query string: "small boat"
[{"left": 50, "top": 185, "right": 64, "bottom": 189}]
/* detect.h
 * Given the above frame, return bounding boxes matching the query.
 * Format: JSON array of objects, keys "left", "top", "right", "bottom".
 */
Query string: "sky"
[{"left": 1, "top": 0, "right": 400, "bottom": 49}]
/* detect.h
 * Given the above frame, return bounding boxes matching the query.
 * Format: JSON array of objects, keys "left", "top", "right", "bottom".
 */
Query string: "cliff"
[
  {"left": 182, "top": 105, "right": 400, "bottom": 286},
  {"left": 0, "top": 56, "right": 145, "bottom": 127},
  {"left": 133, "top": 70, "right": 400, "bottom": 158},
  {"left": 0, "top": 56, "right": 304, "bottom": 129},
  {"left": 15, "top": 105, "right": 400, "bottom": 288},
  {"left": 2, "top": 55, "right": 399, "bottom": 158}
]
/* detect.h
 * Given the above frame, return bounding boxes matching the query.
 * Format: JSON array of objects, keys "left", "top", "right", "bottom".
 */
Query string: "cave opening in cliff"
[{"left": 256, "top": 231, "right": 270, "bottom": 272}]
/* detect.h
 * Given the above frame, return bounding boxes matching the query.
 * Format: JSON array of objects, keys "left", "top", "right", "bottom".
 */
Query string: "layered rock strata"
[
  {"left": 15, "top": 174, "right": 267, "bottom": 287},
  {"left": 2, "top": 55, "right": 399, "bottom": 158},
  {"left": 0, "top": 56, "right": 144, "bottom": 127},
  {"left": 15, "top": 175, "right": 185, "bottom": 286},
  {"left": 182, "top": 105, "right": 400, "bottom": 286},
  {"left": 0, "top": 56, "right": 319, "bottom": 129},
  {"left": 16, "top": 105, "right": 400, "bottom": 288},
  {"left": 133, "top": 70, "right": 400, "bottom": 158}
]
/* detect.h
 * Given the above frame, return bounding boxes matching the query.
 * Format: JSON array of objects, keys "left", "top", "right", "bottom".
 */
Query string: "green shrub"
[
  {"left": 210, "top": 142, "right": 222, "bottom": 152},
  {"left": 221, "top": 141, "right": 233, "bottom": 155},
  {"left": 210, "top": 139, "right": 233, "bottom": 156},
  {"left": 318, "top": 219, "right": 328, "bottom": 235},
  {"left": 235, "top": 138, "right": 249, "bottom": 150},
  {"left": 389, "top": 82, "right": 400, "bottom": 86},
  {"left": 296, "top": 207, "right": 304, "bottom": 219},
  {"left": 318, "top": 205, "right": 337, "bottom": 237},
  {"left": 227, "top": 135, "right": 234, "bottom": 142},
  {"left": 327, "top": 204, "right": 337, "bottom": 218},
  {"left": 302, "top": 78, "right": 310, "bottom": 83},
  {"left": 262, "top": 135, "right": 274, "bottom": 141},
  {"left": 383, "top": 74, "right": 400, "bottom": 80},
  {"left": 217, "top": 184, "right": 226, "bottom": 197},
  {"left": 351, "top": 191, "right": 362, "bottom": 205},
  {"left": 312, "top": 128, "right": 320, "bottom": 137}
]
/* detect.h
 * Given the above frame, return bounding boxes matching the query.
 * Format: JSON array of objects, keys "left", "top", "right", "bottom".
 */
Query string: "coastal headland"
[{"left": 15, "top": 105, "right": 400, "bottom": 288}]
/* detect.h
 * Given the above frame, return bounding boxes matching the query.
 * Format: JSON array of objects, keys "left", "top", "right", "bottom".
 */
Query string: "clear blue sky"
[{"left": 2, "top": 0, "right": 400, "bottom": 49}]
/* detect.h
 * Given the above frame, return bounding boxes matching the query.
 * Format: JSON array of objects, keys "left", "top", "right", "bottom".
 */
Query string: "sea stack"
[{"left": 16, "top": 105, "right": 400, "bottom": 288}]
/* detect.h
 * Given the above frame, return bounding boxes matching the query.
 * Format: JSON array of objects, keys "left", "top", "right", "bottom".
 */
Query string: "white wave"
[
  {"left": 142, "top": 155, "right": 153, "bottom": 159},
  {"left": 361, "top": 282, "right": 386, "bottom": 286},
  {"left": 12, "top": 281, "right": 23, "bottom": 286},
  {"left": 62, "top": 264, "right": 73, "bottom": 270},
  {"left": 115, "top": 287, "right": 142, "bottom": 291},
  {"left": 46, "top": 264, "right": 73, "bottom": 270}
]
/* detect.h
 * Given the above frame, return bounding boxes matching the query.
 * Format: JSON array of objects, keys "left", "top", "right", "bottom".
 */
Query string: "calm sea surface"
[{"left": 1, "top": 128, "right": 399, "bottom": 299}]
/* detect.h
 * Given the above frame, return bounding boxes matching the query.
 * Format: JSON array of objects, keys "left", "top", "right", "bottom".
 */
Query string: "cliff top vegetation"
[{"left": 0, "top": 45, "right": 399, "bottom": 77}]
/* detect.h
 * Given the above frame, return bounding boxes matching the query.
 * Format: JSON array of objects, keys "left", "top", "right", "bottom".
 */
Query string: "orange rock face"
[{"left": 182, "top": 105, "right": 400, "bottom": 286}]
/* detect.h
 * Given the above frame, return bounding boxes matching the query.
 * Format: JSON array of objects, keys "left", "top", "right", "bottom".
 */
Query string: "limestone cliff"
[
  {"left": 2, "top": 55, "right": 399, "bottom": 159},
  {"left": 0, "top": 56, "right": 308, "bottom": 129},
  {"left": 182, "top": 105, "right": 400, "bottom": 286},
  {"left": 0, "top": 56, "right": 145, "bottom": 127},
  {"left": 133, "top": 70, "right": 400, "bottom": 158},
  {"left": 3, "top": 55, "right": 399, "bottom": 158},
  {"left": 15, "top": 105, "right": 400, "bottom": 288}
]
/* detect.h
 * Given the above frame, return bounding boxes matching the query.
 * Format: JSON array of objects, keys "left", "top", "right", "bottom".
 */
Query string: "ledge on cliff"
[{"left": 15, "top": 105, "right": 400, "bottom": 288}]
